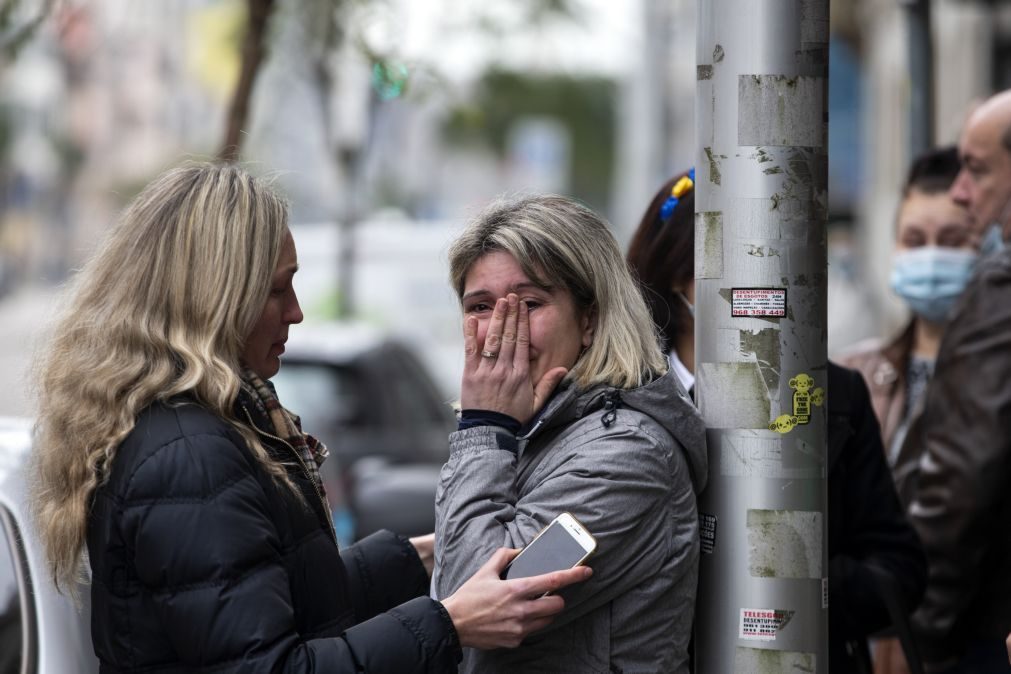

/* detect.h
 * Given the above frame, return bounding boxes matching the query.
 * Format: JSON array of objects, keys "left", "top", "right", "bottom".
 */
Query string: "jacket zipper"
[{"left": 242, "top": 406, "right": 338, "bottom": 545}]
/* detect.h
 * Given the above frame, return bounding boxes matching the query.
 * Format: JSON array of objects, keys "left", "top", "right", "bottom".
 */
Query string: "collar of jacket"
[
  {"left": 520, "top": 368, "right": 683, "bottom": 439},
  {"left": 518, "top": 368, "right": 708, "bottom": 493},
  {"left": 232, "top": 386, "right": 291, "bottom": 462},
  {"left": 234, "top": 386, "right": 268, "bottom": 430},
  {"left": 878, "top": 320, "right": 916, "bottom": 385},
  {"left": 519, "top": 379, "right": 611, "bottom": 441}
]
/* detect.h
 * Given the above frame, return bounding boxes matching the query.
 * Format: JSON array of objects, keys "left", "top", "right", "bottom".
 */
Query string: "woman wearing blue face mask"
[
  {"left": 839, "top": 146, "right": 976, "bottom": 674},
  {"left": 841, "top": 146, "right": 976, "bottom": 471}
]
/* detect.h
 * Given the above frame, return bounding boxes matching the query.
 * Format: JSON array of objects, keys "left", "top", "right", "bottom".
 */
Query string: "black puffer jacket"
[{"left": 87, "top": 393, "right": 461, "bottom": 673}]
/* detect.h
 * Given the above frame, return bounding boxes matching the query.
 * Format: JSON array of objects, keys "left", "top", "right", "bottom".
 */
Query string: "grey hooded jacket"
[{"left": 433, "top": 368, "right": 707, "bottom": 673}]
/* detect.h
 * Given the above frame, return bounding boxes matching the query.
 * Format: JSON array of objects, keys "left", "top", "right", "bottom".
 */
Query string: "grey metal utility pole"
[{"left": 693, "top": 1, "right": 829, "bottom": 672}]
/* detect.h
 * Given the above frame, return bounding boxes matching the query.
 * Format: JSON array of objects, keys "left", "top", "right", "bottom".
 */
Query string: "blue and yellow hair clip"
[{"left": 660, "top": 168, "right": 695, "bottom": 220}]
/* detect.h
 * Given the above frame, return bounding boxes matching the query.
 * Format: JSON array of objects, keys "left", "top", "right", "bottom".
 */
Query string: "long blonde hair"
[
  {"left": 31, "top": 163, "right": 291, "bottom": 593},
  {"left": 448, "top": 195, "right": 667, "bottom": 390}
]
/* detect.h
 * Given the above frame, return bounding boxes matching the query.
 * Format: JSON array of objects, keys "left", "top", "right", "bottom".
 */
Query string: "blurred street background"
[{"left": 0, "top": 0, "right": 1007, "bottom": 416}]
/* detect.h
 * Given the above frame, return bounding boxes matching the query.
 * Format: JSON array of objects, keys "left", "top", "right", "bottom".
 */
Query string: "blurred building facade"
[
  {"left": 0, "top": 0, "right": 226, "bottom": 286},
  {"left": 842, "top": 0, "right": 996, "bottom": 352},
  {"left": 1, "top": 0, "right": 1010, "bottom": 360}
]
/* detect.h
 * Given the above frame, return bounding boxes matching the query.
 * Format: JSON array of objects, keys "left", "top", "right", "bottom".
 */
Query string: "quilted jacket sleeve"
[
  {"left": 342, "top": 530, "right": 434, "bottom": 623},
  {"left": 122, "top": 430, "right": 459, "bottom": 673}
]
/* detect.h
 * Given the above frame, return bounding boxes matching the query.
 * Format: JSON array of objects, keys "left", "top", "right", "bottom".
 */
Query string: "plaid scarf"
[{"left": 240, "top": 367, "right": 329, "bottom": 490}]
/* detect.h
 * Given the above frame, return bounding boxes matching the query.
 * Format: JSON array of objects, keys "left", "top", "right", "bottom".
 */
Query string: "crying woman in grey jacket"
[{"left": 433, "top": 195, "right": 708, "bottom": 674}]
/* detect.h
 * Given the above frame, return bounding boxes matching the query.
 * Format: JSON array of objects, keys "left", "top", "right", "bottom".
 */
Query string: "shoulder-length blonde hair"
[
  {"left": 31, "top": 162, "right": 291, "bottom": 593},
  {"left": 448, "top": 195, "right": 667, "bottom": 391}
]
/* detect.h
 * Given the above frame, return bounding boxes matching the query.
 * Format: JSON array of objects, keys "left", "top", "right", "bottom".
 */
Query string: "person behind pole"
[
  {"left": 838, "top": 146, "right": 975, "bottom": 674},
  {"left": 898, "top": 90, "right": 1011, "bottom": 673},
  {"left": 627, "top": 169, "right": 927, "bottom": 673},
  {"left": 29, "top": 163, "right": 592, "bottom": 673},
  {"left": 626, "top": 170, "right": 698, "bottom": 397},
  {"left": 838, "top": 147, "right": 976, "bottom": 490},
  {"left": 433, "top": 195, "right": 708, "bottom": 673}
]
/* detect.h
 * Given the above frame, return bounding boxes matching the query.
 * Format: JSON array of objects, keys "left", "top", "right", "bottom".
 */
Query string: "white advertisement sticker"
[
  {"left": 731, "top": 287, "right": 787, "bottom": 318},
  {"left": 739, "top": 608, "right": 794, "bottom": 641}
]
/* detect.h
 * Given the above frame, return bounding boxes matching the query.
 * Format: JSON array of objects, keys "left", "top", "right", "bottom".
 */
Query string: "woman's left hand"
[{"left": 461, "top": 294, "right": 568, "bottom": 425}]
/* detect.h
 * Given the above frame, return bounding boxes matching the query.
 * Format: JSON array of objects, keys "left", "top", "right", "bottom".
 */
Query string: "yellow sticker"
[
  {"left": 769, "top": 414, "right": 799, "bottom": 434},
  {"left": 768, "top": 373, "right": 824, "bottom": 433},
  {"left": 788, "top": 373, "right": 824, "bottom": 424}
]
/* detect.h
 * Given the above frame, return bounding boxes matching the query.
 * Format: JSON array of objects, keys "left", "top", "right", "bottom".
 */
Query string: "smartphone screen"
[{"left": 503, "top": 515, "right": 595, "bottom": 581}]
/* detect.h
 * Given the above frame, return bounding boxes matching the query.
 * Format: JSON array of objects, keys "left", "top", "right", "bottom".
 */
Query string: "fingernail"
[{"left": 509, "top": 295, "right": 517, "bottom": 307}]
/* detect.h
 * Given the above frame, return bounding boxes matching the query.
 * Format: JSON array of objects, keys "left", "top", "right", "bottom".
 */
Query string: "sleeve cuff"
[
  {"left": 434, "top": 599, "right": 463, "bottom": 663},
  {"left": 449, "top": 424, "right": 519, "bottom": 454},
  {"left": 388, "top": 596, "right": 463, "bottom": 666},
  {"left": 458, "top": 409, "right": 522, "bottom": 434}
]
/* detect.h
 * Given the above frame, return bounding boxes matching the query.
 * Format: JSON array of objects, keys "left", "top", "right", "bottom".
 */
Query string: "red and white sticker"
[
  {"left": 732, "top": 288, "right": 787, "bottom": 317},
  {"left": 739, "top": 608, "right": 794, "bottom": 641}
]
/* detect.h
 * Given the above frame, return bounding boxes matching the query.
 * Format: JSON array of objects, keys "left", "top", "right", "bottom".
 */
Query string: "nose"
[
  {"left": 950, "top": 169, "right": 971, "bottom": 208},
  {"left": 285, "top": 289, "right": 304, "bottom": 325}
]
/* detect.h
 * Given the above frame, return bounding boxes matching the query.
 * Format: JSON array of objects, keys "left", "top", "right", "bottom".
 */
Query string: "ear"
[{"left": 580, "top": 307, "right": 598, "bottom": 348}]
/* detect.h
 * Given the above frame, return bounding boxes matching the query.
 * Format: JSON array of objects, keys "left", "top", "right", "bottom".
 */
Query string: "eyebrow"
[{"left": 461, "top": 281, "right": 551, "bottom": 302}]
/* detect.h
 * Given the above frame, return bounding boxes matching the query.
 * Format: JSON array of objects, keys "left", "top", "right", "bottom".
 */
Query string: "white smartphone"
[{"left": 502, "top": 512, "right": 597, "bottom": 581}]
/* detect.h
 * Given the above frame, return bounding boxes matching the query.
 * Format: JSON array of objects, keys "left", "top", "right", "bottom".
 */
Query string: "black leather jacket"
[
  {"left": 87, "top": 392, "right": 460, "bottom": 673},
  {"left": 900, "top": 249, "right": 1011, "bottom": 667}
]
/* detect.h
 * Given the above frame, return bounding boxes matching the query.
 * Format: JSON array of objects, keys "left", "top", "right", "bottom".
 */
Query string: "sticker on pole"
[
  {"left": 739, "top": 608, "right": 795, "bottom": 641},
  {"left": 699, "top": 513, "right": 717, "bottom": 554},
  {"left": 731, "top": 288, "right": 787, "bottom": 318},
  {"left": 769, "top": 372, "right": 825, "bottom": 433}
]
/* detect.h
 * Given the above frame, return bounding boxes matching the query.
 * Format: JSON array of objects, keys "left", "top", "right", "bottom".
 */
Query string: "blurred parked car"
[
  {"left": 272, "top": 322, "right": 455, "bottom": 543},
  {"left": 0, "top": 417, "right": 99, "bottom": 674}
]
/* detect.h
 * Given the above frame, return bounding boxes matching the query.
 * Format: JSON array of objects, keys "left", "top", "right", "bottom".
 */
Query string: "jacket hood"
[{"left": 530, "top": 368, "right": 708, "bottom": 493}]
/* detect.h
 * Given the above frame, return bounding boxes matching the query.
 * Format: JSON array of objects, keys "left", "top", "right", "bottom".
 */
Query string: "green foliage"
[{"left": 443, "top": 68, "right": 615, "bottom": 212}]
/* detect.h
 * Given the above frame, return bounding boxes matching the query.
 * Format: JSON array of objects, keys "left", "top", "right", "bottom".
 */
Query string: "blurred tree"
[
  {"left": 220, "top": 0, "right": 277, "bottom": 162},
  {"left": 219, "top": 0, "right": 578, "bottom": 163}
]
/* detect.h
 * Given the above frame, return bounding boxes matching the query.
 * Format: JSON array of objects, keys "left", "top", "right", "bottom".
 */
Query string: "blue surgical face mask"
[
  {"left": 980, "top": 194, "right": 1011, "bottom": 258},
  {"left": 679, "top": 291, "right": 695, "bottom": 318},
  {"left": 890, "top": 247, "right": 978, "bottom": 323},
  {"left": 979, "top": 222, "right": 1005, "bottom": 258}
]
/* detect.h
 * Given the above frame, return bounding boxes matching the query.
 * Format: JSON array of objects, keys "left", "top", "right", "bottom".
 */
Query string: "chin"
[{"left": 252, "top": 359, "right": 281, "bottom": 380}]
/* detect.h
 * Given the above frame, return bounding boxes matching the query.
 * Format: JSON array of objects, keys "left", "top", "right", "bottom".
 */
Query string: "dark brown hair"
[
  {"left": 626, "top": 170, "right": 695, "bottom": 352},
  {"left": 902, "top": 145, "right": 960, "bottom": 197}
]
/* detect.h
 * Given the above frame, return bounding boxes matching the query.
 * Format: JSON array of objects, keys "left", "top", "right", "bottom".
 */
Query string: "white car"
[{"left": 0, "top": 416, "right": 98, "bottom": 673}]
